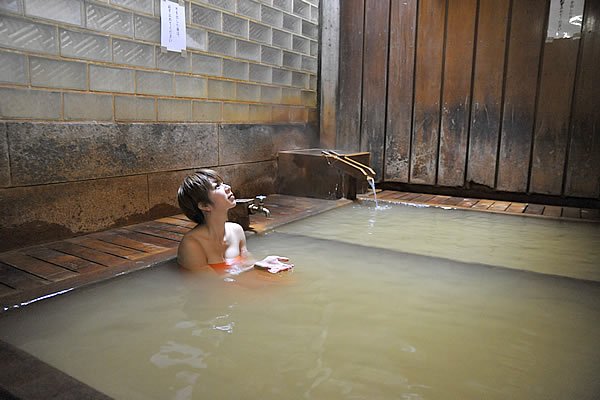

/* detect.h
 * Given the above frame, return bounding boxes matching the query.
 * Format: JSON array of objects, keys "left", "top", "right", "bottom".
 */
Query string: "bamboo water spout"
[
  {"left": 321, "top": 150, "right": 376, "bottom": 200},
  {"left": 321, "top": 150, "right": 376, "bottom": 180}
]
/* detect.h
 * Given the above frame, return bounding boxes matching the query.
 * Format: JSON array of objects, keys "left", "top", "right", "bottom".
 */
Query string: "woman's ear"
[{"left": 198, "top": 202, "right": 211, "bottom": 212}]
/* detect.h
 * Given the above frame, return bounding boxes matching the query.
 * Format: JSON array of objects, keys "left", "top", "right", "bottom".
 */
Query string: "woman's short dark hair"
[{"left": 177, "top": 169, "right": 224, "bottom": 225}]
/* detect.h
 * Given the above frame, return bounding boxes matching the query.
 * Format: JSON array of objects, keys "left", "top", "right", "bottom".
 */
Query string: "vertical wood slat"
[
  {"left": 384, "top": 0, "right": 417, "bottom": 182},
  {"left": 410, "top": 0, "right": 446, "bottom": 185},
  {"left": 360, "top": 0, "right": 390, "bottom": 179},
  {"left": 319, "top": 0, "right": 341, "bottom": 148},
  {"left": 337, "top": 0, "right": 365, "bottom": 152},
  {"left": 565, "top": 0, "right": 600, "bottom": 198},
  {"left": 497, "top": 0, "right": 547, "bottom": 192},
  {"left": 529, "top": 38, "right": 579, "bottom": 195},
  {"left": 467, "top": 0, "right": 510, "bottom": 188},
  {"left": 438, "top": 0, "right": 477, "bottom": 187}
]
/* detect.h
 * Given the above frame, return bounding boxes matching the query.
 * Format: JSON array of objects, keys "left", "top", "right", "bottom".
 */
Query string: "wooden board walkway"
[
  {"left": 358, "top": 190, "right": 600, "bottom": 222},
  {"left": 0, "top": 195, "right": 350, "bottom": 312}
]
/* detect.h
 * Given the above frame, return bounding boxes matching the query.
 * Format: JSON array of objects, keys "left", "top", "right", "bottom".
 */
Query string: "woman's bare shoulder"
[
  {"left": 178, "top": 229, "right": 208, "bottom": 270},
  {"left": 225, "top": 221, "right": 244, "bottom": 233}
]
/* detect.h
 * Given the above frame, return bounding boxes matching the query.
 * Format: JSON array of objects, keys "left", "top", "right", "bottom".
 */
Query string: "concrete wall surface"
[{"left": 0, "top": 122, "right": 318, "bottom": 251}]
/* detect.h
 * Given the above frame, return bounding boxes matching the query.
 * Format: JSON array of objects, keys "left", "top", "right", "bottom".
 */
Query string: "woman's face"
[{"left": 207, "top": 180, "right": 236, "bottom": 211}]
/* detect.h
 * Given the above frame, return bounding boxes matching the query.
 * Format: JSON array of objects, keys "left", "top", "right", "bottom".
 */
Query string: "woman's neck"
[{"left": 204, "top": 210, "right": 228, "bottom": 239}]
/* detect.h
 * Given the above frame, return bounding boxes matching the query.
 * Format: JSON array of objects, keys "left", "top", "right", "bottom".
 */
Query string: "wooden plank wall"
[{"left": 337, "top": 0, "right": 600, "bottom": 200}]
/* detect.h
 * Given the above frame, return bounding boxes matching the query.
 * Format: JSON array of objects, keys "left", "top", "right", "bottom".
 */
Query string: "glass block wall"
[{"left": 0, "top": 0, "right": 319, "bottom": 123}]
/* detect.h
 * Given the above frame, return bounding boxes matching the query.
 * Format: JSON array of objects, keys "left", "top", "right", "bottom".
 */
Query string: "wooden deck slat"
[
  {"left": 542, "top": 205, "right": 562, "bottom": 217},
  {"left": 489, "top": 201, "right": 512, "bottom": 212},
  {"left": 144, "top": 221, "right": 191, "bottom": 234},
  {"left": 427, "top": 195, "right": 452, "bottom": 205},
  {"left": 25, "top": 248, "right": 105, "bottom": 273},
  {"left": 387, "top": 192, "right": 415, "bottom": 200},
  {"left": 410, "top": 194, "right": 437, "bottom": 203},
  {"left": 506, "top": 202, "right": 527, "bottom": 213},
  {"left": 113, "top": 228, "right": 179, "bottom": 248},
  {"left": 374, "top": 191, "right": 396, "bottom": 199},
  {"left": 524, "top": 204, "right": 545, "bottom": 215},
  {"left": 68, "top": 237, "right": 147, "bottom": 259},
  {"left": 581, "top": 208, "right": 600, "bottom": 220},
  {"left": 155, "top": 217, "right": 197, "bottom": 228},
  {"left": 472, "top": 200, "right": 495, "bottom": 210},
  {"left": 47, "top": 242, "right": 132, "bottom": 268},
  {"left": 0, "top": 282, "right": 17, "bottom": 297},
  {"left": 377, "top": 191, "right": 401, "bottom": 199},
  {"left": 442, "top": 197, "right": 466, "bottom": 206},
  {"left": 455, "top": 198, "right": 479, "bottom": 208},
  {"left": 396, "top": 192, "right": 423, "bottom": 201},
  {"left": 0, "top": 252, "right": 77, "bottom": 281},
  {"left": 92, "top": 231, "right": 169, "bottom": 253},
  {"left": 0, "top": 262, "right": 48, "bottom": 290},
  {"left": 123, "top": 226, "right": 183, "bottom": 242},
  {"left": 562, "top": 207, "right": 581, "bottom": 219}
]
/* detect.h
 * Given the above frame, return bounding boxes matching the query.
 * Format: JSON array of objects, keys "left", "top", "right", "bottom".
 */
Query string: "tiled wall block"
[
  {"left": 236, "top": 40, "right": 261, "bottom": 61},
  {"left": 223, "top": 59, "right": 249, "bottom": 80},
  {"left": 174, "top": 75, "right": 207, "bottom": 98},
  {"left": 90, "top": 65, "right": 135, "bottom": 93},
  {"left": 249, "top": 104, "right": 271, "bottom": 121},
  {"left": 272, "top": 0, "right": 292, "bottom": 13},
  {"left": 208, "top": 32, "right": 236, "bottom": 56},
  {"left": 261, "top": 85, "right": 281, "bottom": 103},
  {"left": 30, "top": 57, "right": 87, "bottom": 90},
  {"left": 86, "top": 3, "right": 134, "bottom": 37},
  {"left": 249, "top": 21, "right": 271, "bottom": 44},
  {"left": 237, "top": 0, "right": 261, "bottom": 20},
  {"left": 282, "top": 13, "right": 301, "bottom": 33},
  {"left": 64, "top": 92, "right": 113, "bottom": 121},
  {"left": 191, "top": 53, "right": 222, "bottom": 76},
  {"left": 206, "top": 0, "right": 236, "bottom": 13},
  {"left": 113, "top": 39, "right": 155, "bottom": 67},
  {"left": 60, "top": 29, "right": 111, "bottom": 62},
  {"left": 158, "top": 99, "right": 192, "bottom": 121},
  {"left": 223, "top": 13, "right": 248, "bottom": 38},
  {"left": 136, "top": 70, "right": 173, "bottom": 96},
  {"left": 249, "top": 63, "right": 271, "bottom": 83},
  {"left": 236, "top": 82, "right": 260, "bottom": 102},
  {"left": 0, "top": 16, "right": 58, "bottom": 55},
  {"left": 272, "top": 28, "right": 292, "bottom": 49},
  {"left": 223, "top": 102, "right": 249, "bottom": 121},
  {"left": 191, "top": 4, "right": 222, "bottom": 31},
  {"left": 261, "top": 5, "right": 283, "bottom": 28},
  {"left": 207, "top": 79, "right": 236, "bottom": 99},
  {"left": 0, "top": 88, "right": 61, "bottom": 120},
  {"left": 0, "top": 51, "right": 28, "bottom": 84},
  {"left": 25, "top": 0, "right": 84, "bottom": 26},
  {"left": 192, "top": 100, "right": 222, "bottom": 121},
  {"left": 112, "top": 0, "right": 154, "bottom": 15},
  {"left": 114, "top": 95, "right": 156, "bottom": 121},
  {"left": 134, "top": 14, "right": 160, "bottom": 42},
  {"left": 0, "top": 0, "right": 23, "bottom": 14},
  {"left": 261, "top": 45, "right": 282, "bottom": 65},
  {"left": 156, "top": 49, "right": 191, "bottom": 72},
  {"left": 186, "top": 26, "right": 208, "bottom": 50},
  {"left": 0, "top": 0, "right": 319, "bottom": 124}
]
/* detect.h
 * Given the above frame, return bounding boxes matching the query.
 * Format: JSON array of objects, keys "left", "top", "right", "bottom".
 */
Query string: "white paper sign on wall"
[
  {"left": 547, "top": 0, "right": 585, "bottom": 42},
  {"left": 161, "top": 0, "right": 186, "bottom": 52}
]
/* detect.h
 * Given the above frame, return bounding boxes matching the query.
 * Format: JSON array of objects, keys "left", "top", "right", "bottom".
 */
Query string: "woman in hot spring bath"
[{"left": 176, "top": 169, "right": 294, "bottom": 276}]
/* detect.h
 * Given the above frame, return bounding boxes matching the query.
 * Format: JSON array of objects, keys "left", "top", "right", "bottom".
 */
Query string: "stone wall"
[{"left": 0, "top": 0, "right": 320, "bottom": 251}]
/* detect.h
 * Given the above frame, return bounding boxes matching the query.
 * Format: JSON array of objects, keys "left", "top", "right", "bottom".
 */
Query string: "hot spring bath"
[{"left": 1, "top": 203, "right": 599, "bottom": 399}]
